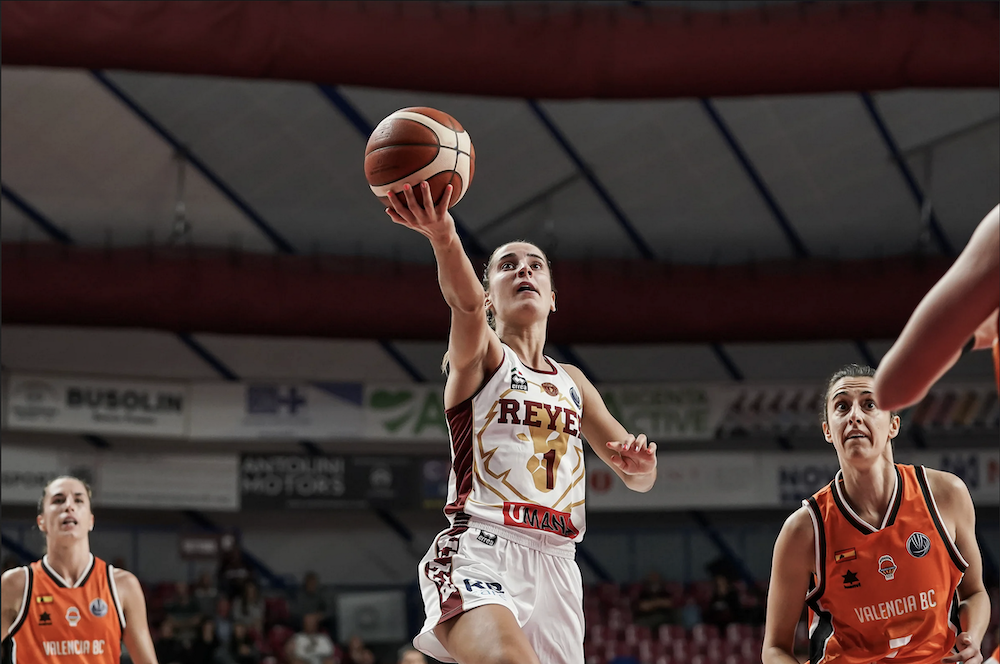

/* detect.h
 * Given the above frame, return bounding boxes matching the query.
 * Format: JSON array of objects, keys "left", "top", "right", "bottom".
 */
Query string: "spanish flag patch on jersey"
[{"left": 834, "top": 548, "right": 857, "bottom": 563}]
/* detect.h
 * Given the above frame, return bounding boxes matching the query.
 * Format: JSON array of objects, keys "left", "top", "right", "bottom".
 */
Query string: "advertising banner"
[
  {"left": 4, "top": 373, "right": 188, "bottom": 437},
  {"left": 240, "top": 454, "right": 419, "bottom": 509},
  {"left": 0, "top": 446, "right": 93, "bottom": 505},
  {"left": 587, "top": 448, "right": 1000, "bottom": 511},
  {"left": 603, "top": 384, "right": 736, "bottom": 441},
  {"left": 189, "top": 382, "right": 363, "bottom": 439},
  {"left": 0, "top": 445, "right": 239, "bottom": 511},
  {"left": 95, "top": 453, "right": 240, "bottom": 511},
  {"left": 364, "top": 384, "right": 449, "bottom": 440},
  {"left": 587, "top": 452, "right": 761, "bottom": 510}
]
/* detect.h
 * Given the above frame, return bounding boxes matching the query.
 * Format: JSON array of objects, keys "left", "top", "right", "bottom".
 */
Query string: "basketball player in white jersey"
[{"left": 386, "top": 182, "right": 657, "bottom": 664}]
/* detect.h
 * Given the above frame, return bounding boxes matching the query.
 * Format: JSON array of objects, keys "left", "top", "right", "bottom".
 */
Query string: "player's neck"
[
  {"left": 44, "top": 542, "right": 93, "bottom": 586},
  {"left": 839, "top": 457, "right": 897, "bottom": 526},
  {"left": 497, "top": 324, "right": 548, "bottom": 370}
]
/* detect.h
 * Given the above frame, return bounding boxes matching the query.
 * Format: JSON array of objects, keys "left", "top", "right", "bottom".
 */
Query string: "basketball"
[{"left": 364, "top": 107, "right": 475, "bottom": 209}]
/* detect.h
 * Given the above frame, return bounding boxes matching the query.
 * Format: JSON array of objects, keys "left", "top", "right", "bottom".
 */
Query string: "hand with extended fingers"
[
  {"left": 385, "top": 181, "right": 456, "bottom": 244},
  {"left": 606, "top": 434, "right": 657, "bottom": 476},
  {"left": 942, "top": 633, "right": 983, "bottom": 664}
]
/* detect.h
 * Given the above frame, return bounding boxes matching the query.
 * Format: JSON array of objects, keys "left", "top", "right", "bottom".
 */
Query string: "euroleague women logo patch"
[
  {"left": 907, "top": 532, "right": 931, "bottom": 558},
  {"left": 89, "top": 598, "right": 109, "bottom": 618}
]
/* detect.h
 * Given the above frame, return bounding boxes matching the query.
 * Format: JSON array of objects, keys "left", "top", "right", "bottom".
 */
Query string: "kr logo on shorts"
[{"left": 463, "top": 579, "right": 505, "bottom": 597}]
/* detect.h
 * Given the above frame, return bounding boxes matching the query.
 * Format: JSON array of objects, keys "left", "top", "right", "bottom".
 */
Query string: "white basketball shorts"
[{"left": 413, "top": 518, "right": 585, "bottom": 664}]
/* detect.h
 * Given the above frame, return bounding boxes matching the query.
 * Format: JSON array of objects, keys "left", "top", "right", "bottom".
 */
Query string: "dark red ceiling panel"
[
  {"left": 2, "top": 1, "right": 996, "bottom": 98},
  {"left": 2, "top": 243, "right": 951, "bottom": 342}
]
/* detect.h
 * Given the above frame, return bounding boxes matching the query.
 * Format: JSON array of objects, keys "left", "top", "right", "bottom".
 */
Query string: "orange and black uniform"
[
  {"left": 803, "top": 464, "right": 966, "bottom": 664},
  {"left": 2, "top": 555, "right": 123, "bottom": 663}
]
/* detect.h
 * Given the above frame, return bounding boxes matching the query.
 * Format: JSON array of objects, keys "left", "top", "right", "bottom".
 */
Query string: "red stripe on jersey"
[{"left": 445, "top": 399, "right": 474, "bottom": 516}]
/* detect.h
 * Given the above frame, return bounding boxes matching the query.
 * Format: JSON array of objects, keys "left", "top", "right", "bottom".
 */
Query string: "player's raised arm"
[
  {"left": 386, "top": 182, "right": 502, "bottom": 406},
  {"left": 875, "top": 205, "right": 999, "bottom": 410},
  {"left": 562, "top": 364, "right": 657, "bottom": 492}
]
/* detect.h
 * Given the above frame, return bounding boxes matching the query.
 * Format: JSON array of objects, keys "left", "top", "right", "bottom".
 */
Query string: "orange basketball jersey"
[
  {"left": 5, "top": 555, "right": 123, "bottom": 663},
  {"left": 803, "top": 464, "right": 966, "bottom": 664}
]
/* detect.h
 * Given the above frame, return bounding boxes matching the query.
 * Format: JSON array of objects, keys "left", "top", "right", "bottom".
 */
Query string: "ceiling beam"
[
  {"left": 5, "top": 2, "right": 996, "bottom": 98},
  {"left": 2, "top": 243, "right": 954, "bottom": 344},
  {"left": 528, "top": 100, "right": 656, "bottom": 260}
]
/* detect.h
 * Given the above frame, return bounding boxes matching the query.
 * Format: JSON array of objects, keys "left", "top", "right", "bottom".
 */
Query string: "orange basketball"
[{"left": 364, "top": 107, "right": 475, "bottom": 209}]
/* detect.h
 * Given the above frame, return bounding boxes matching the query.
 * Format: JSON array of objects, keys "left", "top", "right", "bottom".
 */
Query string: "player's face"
[
  {"left": 37, "top": 478, "right": 94, "bottom": 541},
  {"left": 485, "top": 243, "right": 555, "bottom": 325},
  {"left": 822, "top": 377, "right": 899, "bottom": 463}
]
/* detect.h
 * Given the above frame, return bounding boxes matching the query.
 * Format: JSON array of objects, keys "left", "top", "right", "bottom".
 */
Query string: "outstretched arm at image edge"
[
  {"left": 762, "top": 507, "right": 815, "bottom": 664},
  {"left": 876, "top": 206, "right": 999, "bottom": 410}
]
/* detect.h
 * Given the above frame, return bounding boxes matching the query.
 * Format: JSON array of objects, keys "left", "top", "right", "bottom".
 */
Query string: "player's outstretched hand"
[
  {"left": 606, "top": 434, "right": 657, "bottom": 476},
  {"left": 942, "top": 633, "right": 983, "bottom": 664},
  {"left": 385, "top": 181, "right": 455, "bottom": 244}
]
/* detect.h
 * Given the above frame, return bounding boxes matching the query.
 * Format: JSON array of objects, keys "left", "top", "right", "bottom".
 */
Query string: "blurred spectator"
[
  {"left": 218, "top": 548, "right": 254, "bottom": 598},
  {"left": 397, "top": 646, "right": 427, "bottom": 664},
  {"left": 704, "top": 573, "right": 742, "bottom": 627},
  {"left": 679, "top": 594, "right": 703, "bottom": 630},
  {"left": 293, "top": 572, "right": 329, "bottom": 628},
  {"left": 194, "top": 570, "right": 220, "bottom": 615},
  {"left": 154, "top": 616, "right": 189, "bottom": 664},
  {"left": 345, "top": 635, "right": 375, "bottom": 664},
  {"left": 214, "top": 595, "right": 235, "bottom": 646},
  {"left": 287, "top": 612, "right": 341, "bottom": 664},
  {"left": 232, "top": 580, "right": 266, "bottom": 635},
  {"left": 189, "top": 616, "right": 226, "bottom": 664},
  {"left": 228, "top": 621, "right": 262, "bottom": 664},
  {"left": 164, "top": 582, "right": 202, "bottom": 636},
  {"left": 632, "top": 571, "right": 678, "bottom": 631}
]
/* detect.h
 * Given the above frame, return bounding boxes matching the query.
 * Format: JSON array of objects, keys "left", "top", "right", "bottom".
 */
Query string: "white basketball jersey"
[{"left": 444, "top": 344, "right": 587, "bottom": 544}]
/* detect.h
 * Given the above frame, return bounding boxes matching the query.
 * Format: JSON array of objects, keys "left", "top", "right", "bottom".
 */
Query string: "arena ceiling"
[{"left": 1, "top": 1, "right": 998, "bottom": 392}]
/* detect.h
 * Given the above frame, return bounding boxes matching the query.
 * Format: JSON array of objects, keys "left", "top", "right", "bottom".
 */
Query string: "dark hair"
[
  {"left": 37, "top": 476, "right": 93, "bottom": 515},
  {"left": 441, "top": 240, "right": 555, "bottom": 374},
  {"left": 820, "top": 364, "right": 899, "bottom": 425}
]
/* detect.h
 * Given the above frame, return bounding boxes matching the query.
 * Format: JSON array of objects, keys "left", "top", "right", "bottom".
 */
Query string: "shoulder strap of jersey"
[
  {"left": 803, "top": 496, "right": 827, "bottom": 606},
  {"left": 7, "top": 566, "right": 32, "bottom": 640},
  {"left": 913, "top": 466, "right": 968, "bottom": 572},
  {"left": 106, "top": 563, "right": 127, "bottom": 633}
]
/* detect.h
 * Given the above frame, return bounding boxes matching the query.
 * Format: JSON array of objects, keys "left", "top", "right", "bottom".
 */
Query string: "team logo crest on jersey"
[
  {"left": 510, "top": 369, "right": 528, "bottom": 392},
  {"left": 541, "top": 382, "right": 559, "bottom": 397},
  {"left": 570, "top": 386, "right": 581, "bottom": 409},
  {"left": 65, "top": 606, "right": 81, "bottom": 627},
  {"left": 89, "top": 597, "right": 108, "bottom": 618},
  {"left": 38, "top": 611, "right": 52, "bottom": 626},
  {"left": 906, "top": 532, "right": 931, "bottom": 558},
  {"left": 877, "top": 555, "right": 897, "bottom": 581}
]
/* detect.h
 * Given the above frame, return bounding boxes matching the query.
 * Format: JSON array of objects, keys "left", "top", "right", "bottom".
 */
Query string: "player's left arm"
[
  {"left": 562, "top": 364, "right": 656, "bottom": 492},
  {"left": 875, "top": 206, "right": 999, "bottom": 411},
  {"left": 114, "top": 569, "right": 159, "bottom": 664},
  {"left": 928, "top": 469, "right": 989, "bottom": 664}
]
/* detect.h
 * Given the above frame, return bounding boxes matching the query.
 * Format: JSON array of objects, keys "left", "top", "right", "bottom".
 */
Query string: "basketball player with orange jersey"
[
  {"left": 1, "top": 476, "right": 158, "bottom": 664},
  {"left": 763, "top": 365, "right": 990, "bottom": 664},
  {"left": 385, "top": 182, "right": 657, "bottom": 664},
  {"left": 876, "top": 205, "right": 999, "bottom": 408}
]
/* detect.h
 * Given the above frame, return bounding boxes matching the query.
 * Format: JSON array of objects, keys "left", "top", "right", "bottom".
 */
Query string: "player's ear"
[
  {"left": 887, "top": 414, "right": 900, "bottom": 440},
  {"left": 550, "top": 291, "right": 556, "bottom": 313},
  {"left": 37, "top": 513, "right": 46, "bottom": 534},
  {"left": 822, "top": 422, "right": 834, "bottom": 445}
]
